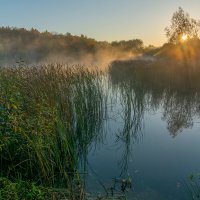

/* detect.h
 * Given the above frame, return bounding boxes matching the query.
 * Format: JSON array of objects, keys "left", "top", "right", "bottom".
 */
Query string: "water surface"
[{"left": 84, "top": 61, "right": 200, "bottom": 199}]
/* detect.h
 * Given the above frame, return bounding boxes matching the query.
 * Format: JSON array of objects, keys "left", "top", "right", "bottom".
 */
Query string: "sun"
[{"left": 181, "top": 34, "right": 188, "bottom": 42}]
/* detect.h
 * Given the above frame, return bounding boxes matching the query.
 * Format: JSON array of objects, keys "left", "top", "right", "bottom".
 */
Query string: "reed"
[{"left": 0, "top": 64, "right": 107, "bottom": 199}]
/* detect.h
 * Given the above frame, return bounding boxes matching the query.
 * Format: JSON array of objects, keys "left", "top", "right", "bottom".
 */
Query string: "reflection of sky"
[
  {"left": 86, "top": 105, "right": 200, "bottom": 200},
  {"left": 0, "top": 0, "right": 200, "bottom": 46}
]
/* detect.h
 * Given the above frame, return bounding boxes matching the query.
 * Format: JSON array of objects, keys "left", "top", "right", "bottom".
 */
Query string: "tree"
[{"left": 165, "top": 7, "right": 200, "bottom": 44}]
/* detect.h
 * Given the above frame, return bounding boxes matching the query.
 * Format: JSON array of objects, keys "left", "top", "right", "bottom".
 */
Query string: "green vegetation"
[
  {"left": 0, "top": 177, "right": 45, "bottom": 200},
  {"left": 0, "top": 64, "right": 107, "bottom": 199}
]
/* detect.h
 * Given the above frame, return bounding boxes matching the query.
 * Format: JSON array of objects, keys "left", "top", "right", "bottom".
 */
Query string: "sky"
[{"left": 0, "top": 0, "right": 200, "bottom": 46}]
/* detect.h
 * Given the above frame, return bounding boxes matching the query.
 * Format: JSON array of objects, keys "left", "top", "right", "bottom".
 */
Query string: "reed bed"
[{"left": 0, "top": 64, "right": 107, "bottom": 199}]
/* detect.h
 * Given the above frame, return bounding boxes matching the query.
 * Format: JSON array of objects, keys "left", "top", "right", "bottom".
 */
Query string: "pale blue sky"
[{"left": 0, "top": 0, "right": 200, "bottom": 46}]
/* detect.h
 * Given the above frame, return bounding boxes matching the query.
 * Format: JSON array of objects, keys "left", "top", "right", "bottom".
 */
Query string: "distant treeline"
[{"left": 0, "top": 27, "right": 148, "bottom": 64}]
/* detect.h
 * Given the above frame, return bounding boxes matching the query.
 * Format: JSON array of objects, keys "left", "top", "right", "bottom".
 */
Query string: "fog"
[{"left": 0, "top": 27, "right": 145, "bottom": 69}]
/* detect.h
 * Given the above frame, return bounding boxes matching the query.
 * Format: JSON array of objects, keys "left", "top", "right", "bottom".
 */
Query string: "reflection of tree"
[
  {"left": 109, "top": 59, "right": 200, "bottom": 138},
  {"left": 162, "top": 94, "right": 195, "bottom": 137},
  {"left": 112, "top": 81, "right": 145, "bottom": 177}
]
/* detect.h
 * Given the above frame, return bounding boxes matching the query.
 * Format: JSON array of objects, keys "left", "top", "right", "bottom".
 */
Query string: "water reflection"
[
  {"left": 109, "top": 59, "right": 200, "bottom": 137},
  {"left": 115, "top": 85, "right": 144, "bottom": 177},
  {"left": 85, "top": 59, "right": 200, "bottom": 199}
]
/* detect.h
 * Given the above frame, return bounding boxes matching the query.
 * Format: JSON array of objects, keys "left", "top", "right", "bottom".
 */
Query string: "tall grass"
[{"left": 0, "top": 64, "right": 107, "bottom": 199}]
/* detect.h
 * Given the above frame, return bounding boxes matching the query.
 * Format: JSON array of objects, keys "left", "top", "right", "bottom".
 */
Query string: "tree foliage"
[
  {"left": 0, "top": 27, "right": 144, "bottom": 64},
  {"left": 165, "top": 7, "right": 200, "bottom": 44},
  {"left": 111, "top": 39, "right": 144, "bottom": 51}
]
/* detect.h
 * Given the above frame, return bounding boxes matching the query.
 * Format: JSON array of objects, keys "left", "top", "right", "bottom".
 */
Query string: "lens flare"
[{"left": 181, "top": 34, "right": 188, "bottom": 42}]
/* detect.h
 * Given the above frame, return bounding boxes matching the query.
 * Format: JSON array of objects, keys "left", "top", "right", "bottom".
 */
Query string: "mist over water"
[
  {"left": 0, "top": 27, "right": 145, "bottom": 69},
  {"left": 0, "top": 48, "right": 139, "bottom": 71}
]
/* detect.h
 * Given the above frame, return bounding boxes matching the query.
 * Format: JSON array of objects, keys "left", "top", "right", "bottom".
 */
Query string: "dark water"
[
  {"left": 84, "top": 61, "right": 200, "bottom": 199},
  {"left": 86, "top": 109, "right": 200, "bottom": 199}
]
